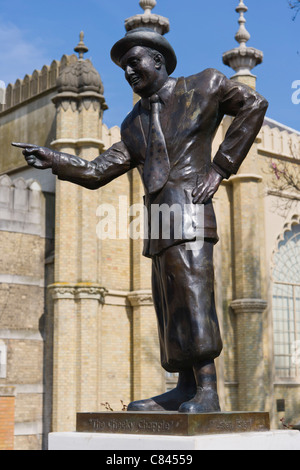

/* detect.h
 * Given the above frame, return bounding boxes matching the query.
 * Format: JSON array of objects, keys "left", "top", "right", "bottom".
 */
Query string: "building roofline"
[{"left": 264, "top": 117, "right": 300, "bottom": 136}]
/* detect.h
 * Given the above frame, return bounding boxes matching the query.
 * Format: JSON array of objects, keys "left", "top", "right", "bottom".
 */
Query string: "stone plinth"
[
  {"left": 48, "top": 430, "right": 300, "bottom": 451},
  {"left": 76, "top": 411, "right": 270, "bottom": 436}
]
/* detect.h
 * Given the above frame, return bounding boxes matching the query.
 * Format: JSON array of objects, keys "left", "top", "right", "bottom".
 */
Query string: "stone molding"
[
  {"left": 50, "top": 137, "right": 105, "bottom": 153},
  {"left": 52, "top": 90, "right": 107, "bottom": 113},
  {"left": 0, "top": 386, "right": 16, "bottom": 397},
  {"left": 48, "top": 283, "right": 107, "bottom": 302},
  {"left": 0, "top": 274, "right": 44, "bottom": 287},
  {"left": 0, "top": 329, "right": 43, "bottom": 341},
  {"left": 104, "top": 290, "right": 129, "bottom": 307},
  {"left": 229, "top": 174, "right": 263, "bottom": 184},
  {"left": 230, "top": 298, "right": 267, "bottom": 315},
  {"left": 127, "top": 290, "right": 153, "bottom": 307},
  {"left": 49, "top": 285, "right": 154, "bottom": 307}
]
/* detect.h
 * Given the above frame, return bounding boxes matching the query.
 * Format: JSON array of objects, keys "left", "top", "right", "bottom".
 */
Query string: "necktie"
[{"left": 143, "top": 94, "right": 170, "bottom": 195}]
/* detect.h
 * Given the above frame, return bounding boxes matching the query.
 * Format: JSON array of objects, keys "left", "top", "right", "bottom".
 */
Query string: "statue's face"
[{"left": 120, "top": 46, "right": 165, "bottom": 98}]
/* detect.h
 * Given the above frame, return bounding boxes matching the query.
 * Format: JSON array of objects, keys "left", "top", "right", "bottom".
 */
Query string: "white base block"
[{"left": 49, "top": 430, "right": 300, "bottom": 451}]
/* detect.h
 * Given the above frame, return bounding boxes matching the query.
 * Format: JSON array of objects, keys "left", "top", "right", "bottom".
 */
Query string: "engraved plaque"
[{"left": 76, "top": 412, "right": 270, "bottom": 436}]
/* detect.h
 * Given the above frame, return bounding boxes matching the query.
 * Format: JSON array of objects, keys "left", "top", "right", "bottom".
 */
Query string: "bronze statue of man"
[{"left": 12, "top": 28, "right": 268, "bottom": 413}]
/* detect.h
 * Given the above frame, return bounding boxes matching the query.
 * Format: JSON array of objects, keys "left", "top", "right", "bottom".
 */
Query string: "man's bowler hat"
[{"left": 111, "top": 28, "right": 177, "bottom": 75}]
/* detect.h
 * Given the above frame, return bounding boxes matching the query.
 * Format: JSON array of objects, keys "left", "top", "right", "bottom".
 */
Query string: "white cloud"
[{"left": 0, "top": 19, "right": 51, "bottom": 85}]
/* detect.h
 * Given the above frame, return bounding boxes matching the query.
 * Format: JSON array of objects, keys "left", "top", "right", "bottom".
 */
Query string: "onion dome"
[{"left": 57, "top": 32, "right": 104, "bottom": 95}]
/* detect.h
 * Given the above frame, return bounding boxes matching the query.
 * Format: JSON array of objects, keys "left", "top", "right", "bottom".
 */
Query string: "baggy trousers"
[{"left": 151, "top": 240, "right": 223, "bottom": 373}]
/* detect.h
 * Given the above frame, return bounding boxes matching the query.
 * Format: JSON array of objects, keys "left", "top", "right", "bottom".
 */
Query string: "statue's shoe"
[
  {"left": 178, "top": 388, "right": 221, "bottom": 414},
  {"left": 127, "top": 388, "right": 196, "bottom": 412},
  {"left": 127, "top": 398, "right": 169, "bottom": 412}
]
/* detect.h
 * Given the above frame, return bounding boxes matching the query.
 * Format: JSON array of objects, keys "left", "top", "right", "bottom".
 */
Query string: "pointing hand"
[{"left": 11, "top": 142, "right": 54, "bottom": 170}]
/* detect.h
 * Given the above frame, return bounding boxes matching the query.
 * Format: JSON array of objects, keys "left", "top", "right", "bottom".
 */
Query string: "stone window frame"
[{"left": 271, "top": 217, "right": 300, "bottom": 380}]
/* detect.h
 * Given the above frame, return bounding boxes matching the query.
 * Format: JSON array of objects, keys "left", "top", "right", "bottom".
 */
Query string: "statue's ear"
[{"left": 154, "top": 53, "right": 164, "bottom": 70}]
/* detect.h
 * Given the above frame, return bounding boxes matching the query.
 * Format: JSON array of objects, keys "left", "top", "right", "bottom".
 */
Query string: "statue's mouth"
[{"left": 130, "top": 75, "right": 140, "bottom": 87}]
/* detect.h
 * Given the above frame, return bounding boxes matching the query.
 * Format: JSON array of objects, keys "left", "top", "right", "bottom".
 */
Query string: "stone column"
[
  {"left": 49, "top": 34, "right": 108, "bottom": 431},
  {"left": 49, "top": 286, "right": 77, "bottom": 432},
  {"left": 49, "top": 285, "right": 106, "bottom": 431},
  {"left": 128, "top": 290, "right": 165, "bottom": 401},
  {"left": 229, "top": 170, "right": 268, "bottom": 412},
  {"left": 222, "top": 0, "right": 269, "bottom": 412},
  {"left": 231, "top": 299, "right": 267, "bottom": 411},
  {"left": 74, "top": 286, "right": 106, "bottom": 413}
]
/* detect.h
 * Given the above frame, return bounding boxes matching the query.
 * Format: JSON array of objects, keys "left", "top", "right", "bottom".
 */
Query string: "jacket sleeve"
[
  {"left": 52, "top": 140, "right": 135, "bottom": 190},
  {"left": 212, "top": 76, "right": 269, "bottom": 179}
]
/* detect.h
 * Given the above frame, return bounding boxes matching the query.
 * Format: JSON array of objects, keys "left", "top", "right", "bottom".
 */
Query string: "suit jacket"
[{"left": 52, "top": 68, "right": 268, "bottom": 258}]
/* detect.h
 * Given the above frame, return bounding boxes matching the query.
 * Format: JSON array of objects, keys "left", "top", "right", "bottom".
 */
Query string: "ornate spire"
[
  {"left": 74, "top": 31, "right": 89, "bottom": 59},
  {"left": 55, "top": 33, "right": 107, "bottom": 111},
  {"left": 223, "top": 0, "right": 263, "bottom": 86},
  {"left": 139, "top": 0, "right": 157, "bottom": 15},
  {"left": 125, "top": 0, "right": 169, "bottom": 35},
  {"left": 234, "top": 0, "right": 251, "bottom": 48}
]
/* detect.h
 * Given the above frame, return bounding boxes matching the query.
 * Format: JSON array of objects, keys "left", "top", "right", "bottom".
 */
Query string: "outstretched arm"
[{"left": 11, "top": 141, "right": 135, "bottom": 190}]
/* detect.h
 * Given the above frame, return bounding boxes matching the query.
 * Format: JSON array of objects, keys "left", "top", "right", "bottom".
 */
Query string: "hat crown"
[
  {"left": 126, "top": 27, "right": 156, "bottom": 35},
  {"left": 111, "top": 28, "right": 177, "bottom": 75}
]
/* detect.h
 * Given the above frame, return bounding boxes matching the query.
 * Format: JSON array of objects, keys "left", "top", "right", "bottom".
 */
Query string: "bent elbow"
[{"left": 260, "top": 97, "right": 269, "bottom": 112}]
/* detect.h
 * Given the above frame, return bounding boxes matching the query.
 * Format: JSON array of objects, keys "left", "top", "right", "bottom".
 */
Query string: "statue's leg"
[
  {"left": 127, "top": 369, "right": 197, "bottom": 411},
  {"left": 178, "top": 360, "right": 221, "bottom": 413},
  {"left": 127, "top": 241, "right": 222, "bottom": 412}
]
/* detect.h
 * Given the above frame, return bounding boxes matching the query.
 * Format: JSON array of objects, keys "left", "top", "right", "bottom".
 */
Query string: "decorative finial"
[
  {"left": 235, "top": 0, "right": 251, "bottom": 48},
  {"left": 74, "top": 31, "right": 89, "bottom": 60},
  {"left": 222, "top": 0, "right": 263, "bottom": 87},
  {"left": 125, "top": 0, "right": 169, "bottom": 35},
  {"left": 139, "top": 0, "right": 157, "bottom": 15}
]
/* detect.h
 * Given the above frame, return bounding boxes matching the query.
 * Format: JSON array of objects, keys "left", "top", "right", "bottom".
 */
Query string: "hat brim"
[{"left": 111, "top": 29, "right": 177, "bottom": 76}]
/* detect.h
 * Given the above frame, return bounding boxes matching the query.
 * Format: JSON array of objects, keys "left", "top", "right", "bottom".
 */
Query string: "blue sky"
[{"left": 0, "top": 0, "right": 299, "bottom": 130}]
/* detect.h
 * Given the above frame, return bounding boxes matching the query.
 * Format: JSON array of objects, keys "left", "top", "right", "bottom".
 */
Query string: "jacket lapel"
[{"left": 133, "top": 77, "right": 196, "bottom": 164}]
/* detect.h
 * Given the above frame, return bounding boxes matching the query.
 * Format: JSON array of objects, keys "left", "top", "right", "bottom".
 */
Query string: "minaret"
[
  {"left": 50, "top": 33, "right": 107, "bottom": 432},
  {"left": 222, "top": 0, "right": 263, "bottom": 89},
  {"left": 223, "top": 3, "right": 268, "bottom": 413}
]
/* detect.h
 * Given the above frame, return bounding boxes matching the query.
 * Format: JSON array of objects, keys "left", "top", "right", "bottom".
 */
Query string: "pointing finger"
[{"left": 11, "top": 142, "right": 39, "bottom": 150}]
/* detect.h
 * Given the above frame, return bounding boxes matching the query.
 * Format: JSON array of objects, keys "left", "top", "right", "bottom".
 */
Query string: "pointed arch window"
[{"left": 272, "top": 222, "right": 300, "bottom": 378}]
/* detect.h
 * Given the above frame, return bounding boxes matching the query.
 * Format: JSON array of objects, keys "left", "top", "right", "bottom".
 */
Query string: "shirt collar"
[{"left": 141, "top": 77, "right": 177, "bottom": 110}]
